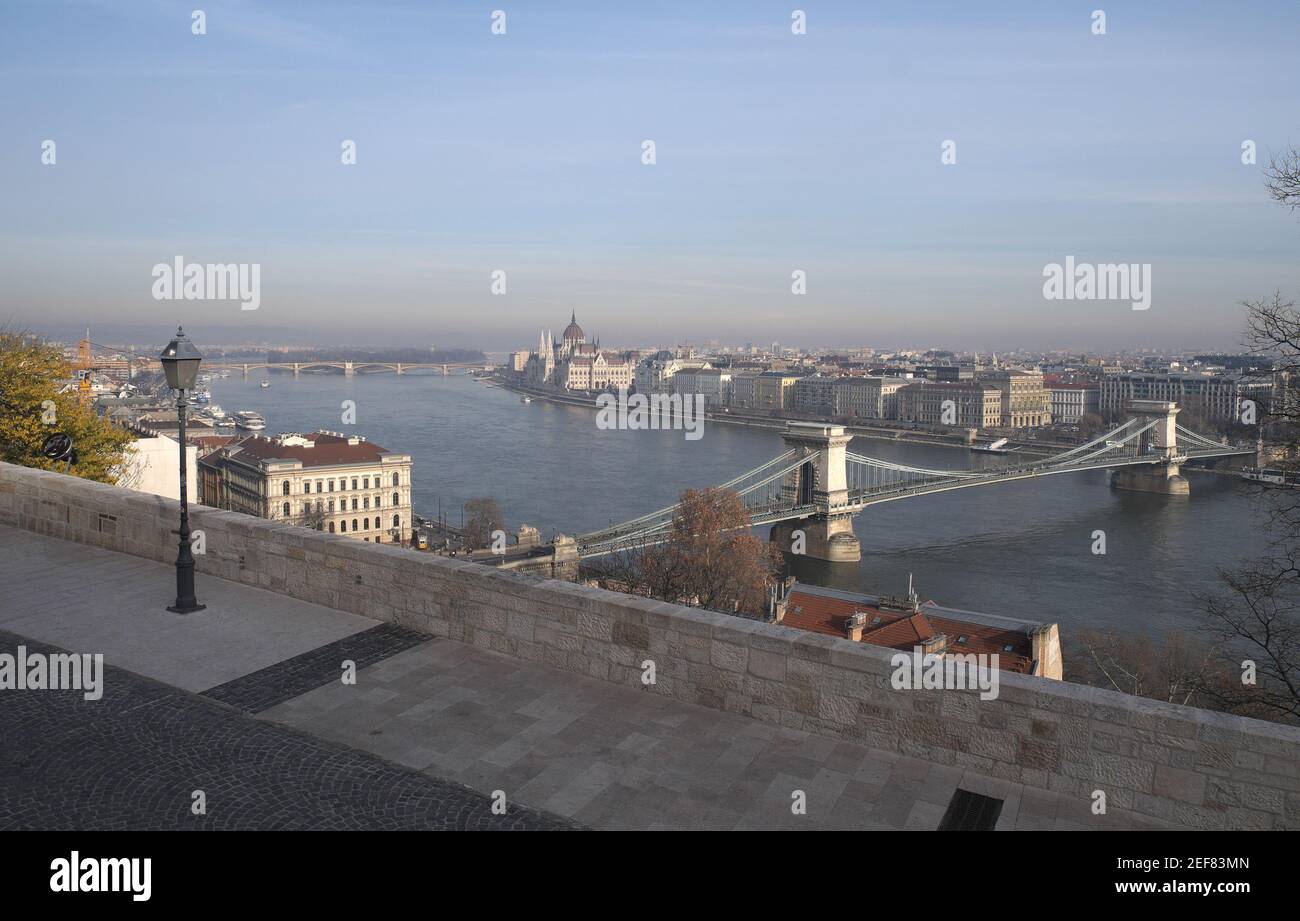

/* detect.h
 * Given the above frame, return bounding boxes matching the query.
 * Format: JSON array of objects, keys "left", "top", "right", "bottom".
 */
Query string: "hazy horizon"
[{"left": 4, "top": 1, "right": 1298, "bottom": 352}]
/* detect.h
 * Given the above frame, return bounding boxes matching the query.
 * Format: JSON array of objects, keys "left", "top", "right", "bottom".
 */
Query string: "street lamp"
[{"left": 159, "top": 326, "right": 205, "bottom": 614}]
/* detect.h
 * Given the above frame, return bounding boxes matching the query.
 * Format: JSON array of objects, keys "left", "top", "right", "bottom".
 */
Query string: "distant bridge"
[
  {"left": 121, "top": 360, "right": 490, "bottom": 376},
  {"left": 576, "top": 400, "right": 1256, "bottom": 562},
  {"left": 202, "top": 361, "right": 490, "bottom": 376}
]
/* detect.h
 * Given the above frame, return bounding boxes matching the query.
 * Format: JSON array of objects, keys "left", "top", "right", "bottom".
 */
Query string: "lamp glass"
[{"left": 159, "top": 330, "right": 204, "bottom": 390}]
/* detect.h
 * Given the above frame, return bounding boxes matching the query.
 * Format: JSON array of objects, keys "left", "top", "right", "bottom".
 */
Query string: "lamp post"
[{"left": 159, "top": 327, "right": 205, "bottom": 614}]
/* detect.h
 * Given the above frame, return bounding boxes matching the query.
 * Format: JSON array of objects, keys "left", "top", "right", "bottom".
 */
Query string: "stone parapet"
[{"left": 2, "top": 461, "right": 1297, "bottom": 829}]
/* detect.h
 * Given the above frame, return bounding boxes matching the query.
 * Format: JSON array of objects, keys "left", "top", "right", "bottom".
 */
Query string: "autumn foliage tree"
[
  {"left": 593, "top": 487, "right": 782, "bottom": 617},
  {"left": 0, "top": 330, "right": 133, "bottom": 483}
]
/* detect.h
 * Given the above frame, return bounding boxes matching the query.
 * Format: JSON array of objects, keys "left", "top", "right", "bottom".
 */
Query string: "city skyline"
[{"left": 3, "top": 1, "right": 1299, "bottom": 351}]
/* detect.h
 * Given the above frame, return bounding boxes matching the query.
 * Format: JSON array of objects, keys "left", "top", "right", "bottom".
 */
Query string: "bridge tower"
[
  {"left": 344, "top": 361, "right": 355, "bottom": 377},
  {"left": 395, "top": 363, "right": 403, "bottom": 375},
  {"left": 769, "top": 423, "right": 861, "bottom": 563},
  {"left": 1109, "top": 400, "right": 1190, "bottom": 495}
]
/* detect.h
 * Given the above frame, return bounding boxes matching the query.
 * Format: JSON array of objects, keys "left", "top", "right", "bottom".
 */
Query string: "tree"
[
  {"left": 1066, "top": 628, "right": 1226, "bottom": 708},
  {"left": 1264, "top": 144, "right": 1300, "bottom": 214},
  {"left": 590, "top": 487, "right": 782, "bottom": 617},
  {"left": 1186, "top": 157, "right": 1300, "bottom": 725},
  {"left": 295, "top": 504, "right": 327, "bottom": 531},
  {"left": 0, "top": 330, "right": 134, "bottom": 483},
  {"left": 1076, "top": 410, "right": 1106, "bottom": 441},
  {"left": 463, "top": 496, "right": 504, "bottom": 549},
  {"left": 1195, "top": 556, "right": 1300, "bottom": 723}
]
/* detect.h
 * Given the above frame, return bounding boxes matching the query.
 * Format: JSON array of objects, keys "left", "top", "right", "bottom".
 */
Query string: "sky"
[{"left": 2, "top": 0, "right": 1299, "bottom": 352}]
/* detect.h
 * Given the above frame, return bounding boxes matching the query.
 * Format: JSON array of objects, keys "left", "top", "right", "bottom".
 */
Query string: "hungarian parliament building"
[{"left": 518, "top": 312, "right": 636, "bottom": 392}]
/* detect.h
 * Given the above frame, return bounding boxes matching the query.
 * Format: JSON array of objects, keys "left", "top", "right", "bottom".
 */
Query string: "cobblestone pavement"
[
  {"left": 203, "top": 623, "right": 431, "bottom": 713},
  {"left": 0, "top": 631, "right": 577, "bottom": 831}
]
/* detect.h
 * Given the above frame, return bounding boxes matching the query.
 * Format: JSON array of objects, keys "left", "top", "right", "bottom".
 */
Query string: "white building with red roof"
[{"left": 198, "top": 431, "right": 413, "bottom": 545}]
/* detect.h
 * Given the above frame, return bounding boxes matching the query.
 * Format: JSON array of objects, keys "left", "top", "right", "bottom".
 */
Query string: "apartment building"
[
  {"left": 728, "top": 371, "right": 761, "bottom": 409},
  {"left": 673, "top": 367, "right": 732, "bottom": 407},
  {"left": 199, "top": 431, "right": 414, "bottom": 544},
  {"left": 793, "top": 375, "right": 838, "bottom": 415},
  {"left": 898, "top": 380, "right": 1002, "bottom": 429},
  {"left": 754, "top": 372, "right": 802, "bottom": 412},
  {"left": 833, "top": 376, "right": 908, "bottom": 420},
  {"left": 1099, "top": 372, "right": 1243, "bottom": 422},
  {"left": 1048, "top": 383, "right": 1100, "bottom": 424},
  {"left": 980, "top": 369, "right": 1052, "bottom": 428},
  {"left": 635, "top": 352, "right": 711, "bottom": 394}
]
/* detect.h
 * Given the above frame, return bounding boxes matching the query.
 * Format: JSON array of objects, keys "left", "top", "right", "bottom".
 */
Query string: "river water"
[{"left": 205, "top": 371, "right": 1267, "bottom": 638}]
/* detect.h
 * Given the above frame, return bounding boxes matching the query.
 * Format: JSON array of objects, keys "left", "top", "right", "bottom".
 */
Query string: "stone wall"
[{"left": 3, "top": 461, "right": 1298, "bottom": 829}]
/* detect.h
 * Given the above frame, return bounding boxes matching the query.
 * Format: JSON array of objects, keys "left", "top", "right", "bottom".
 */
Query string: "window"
[
  {"left": 393, "top": 492, "right": 399, "bottom": 507},
  {"left": 392, "top": 514, "right": 400, "bottom": 530},
  {"left": 392, "top": 472, "right": 400, "bottom": 487},
  {"left": 329, "top": 479, "right": 335, "bottom": 492},
  {"left": 363, "top": 477, "right": 370, "bottom": 489},
  {"left": 282, "top": 502, "right": 290, "bottom": 517},
  {"left": 351, "top": 478, "right": 358, "bottom": 490},
  {"left": 364, "top": 518, "right": 370, "bottom": 530},
  {"left": 340, "top": 520, "right": 346, "bottom": 532},
  {"left": 351, "top": 498, "right": 358, "bottom": 511},
  {"left": 363, "top": 497, "right": 369, "bottom": 509},
  {"left": 316, "top": 480, "right": 323, "bottom": 493},
  {"left": 352, "top": 519, "right": 358, "bottom": 532},
  {"left": 375, "top": 495, "right": 381, "bottom": 508},
  {"left": 328, "top": 522, "right": 335, "bottom": 533},
  {"left": 281, "top": 480, "right": 290, "bottom": 496},
  {"left": 304, "top": 481, "right": 311, "bottom": 494},
  {"left": 328, "top": 499, "right": 335, "bottom": 512}
]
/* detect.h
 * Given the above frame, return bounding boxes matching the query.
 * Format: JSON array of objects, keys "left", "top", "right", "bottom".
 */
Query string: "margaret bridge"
[{"left": 575, "top": 400, "right": 1256, "bottom": 562}]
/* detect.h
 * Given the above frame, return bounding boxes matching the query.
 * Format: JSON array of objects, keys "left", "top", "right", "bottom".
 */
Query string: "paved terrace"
[{"left": 2, "top": 528, "right": 1163, "bottom": 830}]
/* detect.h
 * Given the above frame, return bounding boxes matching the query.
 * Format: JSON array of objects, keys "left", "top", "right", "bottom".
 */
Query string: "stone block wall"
[{"left": 3, "top": 461, "right": 1298, "bottom": 829}]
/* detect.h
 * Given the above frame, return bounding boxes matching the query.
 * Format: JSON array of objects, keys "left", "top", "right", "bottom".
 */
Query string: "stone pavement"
[
  {"left": 0, "top": 631, "right": 573, "bottom": 830},
  {"left": 0, "top": 526, "right": 375, "bottom": 692},
  {"left": 0, "top": 528, "right": 1169, "bottom": 830}
]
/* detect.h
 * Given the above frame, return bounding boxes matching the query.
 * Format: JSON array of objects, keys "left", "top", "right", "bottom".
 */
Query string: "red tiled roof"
[
  {"left": 230, "top": 432, "right": 396, "bottom": 468},
  {"left": 783, "top": 588, "right": 1035, "bottom": 673}
]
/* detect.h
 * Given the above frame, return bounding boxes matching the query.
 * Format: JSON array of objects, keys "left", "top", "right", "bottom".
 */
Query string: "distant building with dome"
[{"left": 521, "top": 311, "right": 637, "bottom": 392}]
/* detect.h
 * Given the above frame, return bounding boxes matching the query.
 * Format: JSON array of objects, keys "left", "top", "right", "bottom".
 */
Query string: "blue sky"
[{"left": 2, "top": 0, "right": 1299, "bottom": 350}]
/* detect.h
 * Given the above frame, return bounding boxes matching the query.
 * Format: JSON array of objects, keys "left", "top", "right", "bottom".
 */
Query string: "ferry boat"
[
  {"left": 521, "top": 396, "right": 532, "bottom": 404},
  {"left": 208, "top": 404, "right": 227, "bottom": 419},
  {"left": 234, "top": 411, "right": 266, "bottom": 431},
  {"left": 259, "top": 379, "right": 270, "bottom": 389},
  {"left": 1241, "top": 466, "right": 1300, "bottom": 488},
  {"left": 216, "top": 417, "right": 236, "bottom": 428},
  {"left": 971, "top": 437, "right": 1009, "bottom": 454}
]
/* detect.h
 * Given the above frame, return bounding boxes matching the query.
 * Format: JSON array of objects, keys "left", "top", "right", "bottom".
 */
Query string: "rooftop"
[
  {"left": 216, "top": 431, "right": 407, "bottom": 468},
  {"left": 781, "top": 583, "right": 1038, "bottom": 674}
]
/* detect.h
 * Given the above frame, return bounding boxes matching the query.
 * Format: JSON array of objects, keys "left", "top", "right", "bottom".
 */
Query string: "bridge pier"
[
  {"left": 1109, "top": 464, "right": 1189, "bottom": 496},
  {"left": 1108, "top": 400, "right": 1190, "bottom": 496},
  {"left": 771, "top": 517, "right": 861, "bottom": 563},
  {"left": 292, "top": 363, "right": 300, "bottom": 377},
  {"left": 344, "top": 361, "right": 355, "bottom": 377},
  {"left": 771, "top": 424, "right": 862, "bottom": 563}
]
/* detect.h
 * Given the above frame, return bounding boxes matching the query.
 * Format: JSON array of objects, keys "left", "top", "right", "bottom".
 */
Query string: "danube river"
[{"left": 207, "top": 371, "right": 1268, "bottom": 638}]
